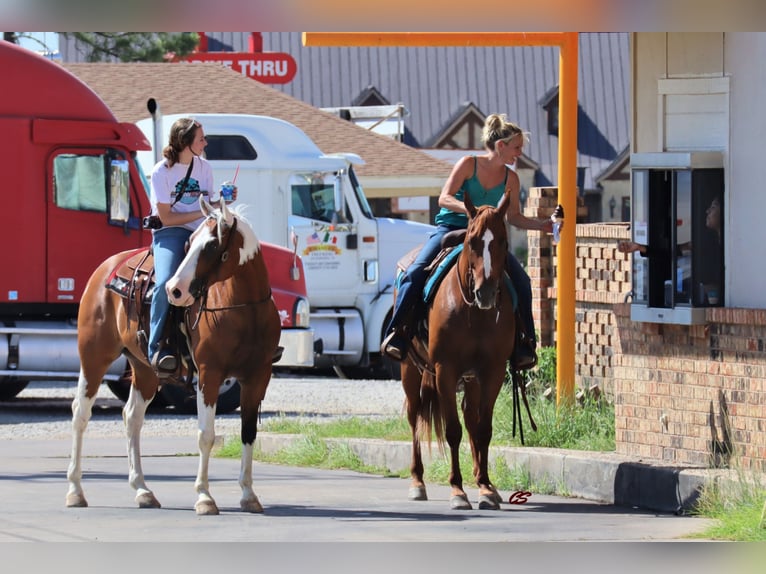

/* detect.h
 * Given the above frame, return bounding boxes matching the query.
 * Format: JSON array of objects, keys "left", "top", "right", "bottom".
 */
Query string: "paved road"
[
  {"left": 0, "top": 433, "right": 715, "bottom": 543},
  {"left": 0, "top": 379, "right": 719, "bottom": 544}
]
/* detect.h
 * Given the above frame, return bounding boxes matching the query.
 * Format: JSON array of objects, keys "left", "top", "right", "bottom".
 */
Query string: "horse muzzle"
[
  {"left": 166, "top": 276, "right": 196, "bottom": 307},
  {"left": 474, "top": 280, "right": 499, "bottom": 310}
]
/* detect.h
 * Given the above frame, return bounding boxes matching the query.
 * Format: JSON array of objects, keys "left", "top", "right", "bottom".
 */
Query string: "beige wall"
[
  {"left": 632, "top": 33, "right": 726, "bottom": 153},
  {"left": 631, "top": 33, "right": 766, "bottom": 309}
]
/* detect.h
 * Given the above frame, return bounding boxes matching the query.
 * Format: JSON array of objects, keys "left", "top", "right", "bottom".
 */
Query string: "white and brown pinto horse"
[{"left": 66, "top": 197, "right": 281, "bottom": 515}]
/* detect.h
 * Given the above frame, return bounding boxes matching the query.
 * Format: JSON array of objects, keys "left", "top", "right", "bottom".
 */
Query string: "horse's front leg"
[
  {"left": 435, "top": 363, "right": 471, "bottom": 510},
  {"left": 465, "top": 362, "right": 506, "bottom": 510},
  {"left": 65, "top": 371, "right": 99, "bottom": 507},
  {"left": 194, "top": 384, "right": 220, "bottom": 515},
  {"left": 238, "top": 372, "right": 270, "bottom": 513},
  {"left": 123, "top": 371, "right": 162, "bottom": 509}
]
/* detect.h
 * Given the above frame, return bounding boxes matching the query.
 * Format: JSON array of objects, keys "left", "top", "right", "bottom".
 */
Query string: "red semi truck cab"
[{"left": 0, "top": 41, "right": 314, "bottom": 409}]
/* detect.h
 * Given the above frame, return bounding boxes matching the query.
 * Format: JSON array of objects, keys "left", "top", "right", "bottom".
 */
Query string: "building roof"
[
  {"left": 188, "top": 32, "right": 630, "bottom": 192},
  {"left": 61, "top": 62, "right": 452, "bottom": 198}
]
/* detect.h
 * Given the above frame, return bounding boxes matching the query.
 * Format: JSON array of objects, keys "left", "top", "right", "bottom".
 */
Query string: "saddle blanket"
[{"left": 399, "top": 244, "right": 518, "bottom": 311}]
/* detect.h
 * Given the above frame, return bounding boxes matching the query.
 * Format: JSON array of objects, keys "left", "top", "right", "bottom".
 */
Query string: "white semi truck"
[{"left": 137, "top": 113, "right": 436, "bottom": 377}]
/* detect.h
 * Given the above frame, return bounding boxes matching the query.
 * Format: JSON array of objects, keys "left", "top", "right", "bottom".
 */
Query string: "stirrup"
[
  {"left": 151, "top": 349, "right": 178, "bottom": 373},
  {"left": 381, "top": 330, "right": 407, "bottom": 362}
]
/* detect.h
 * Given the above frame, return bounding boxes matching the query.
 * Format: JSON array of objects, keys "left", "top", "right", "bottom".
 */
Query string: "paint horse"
[
  {"left": 400, "top": 188, "right": 517, "bottom": 510},
  {"left": 66, "top": 197, "right": 281, "bottom": 515}
]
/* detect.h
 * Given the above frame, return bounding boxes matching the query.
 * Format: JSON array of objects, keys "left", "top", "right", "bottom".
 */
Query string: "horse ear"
[
  {"left": 200, "top": 195, "right": 214, "bottom": 216},
  {"left": 464, "top": 190, "right": 477, "bottom": 218}
]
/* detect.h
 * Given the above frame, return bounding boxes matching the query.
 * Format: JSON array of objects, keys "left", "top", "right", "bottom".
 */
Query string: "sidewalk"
[{"left": 255, "top": 433, "right": 727, "bottom": 514}]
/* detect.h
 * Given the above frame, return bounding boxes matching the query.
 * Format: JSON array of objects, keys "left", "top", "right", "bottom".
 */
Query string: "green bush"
[{"left": 526, "top": 345, "right": 557, "bottom": 390}]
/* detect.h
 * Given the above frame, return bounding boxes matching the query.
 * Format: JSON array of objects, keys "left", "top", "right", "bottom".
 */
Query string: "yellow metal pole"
[
  {"left": 556, "top": 33, "right": 578, "bottom": 406},
  {"left": 303, "top": 32, "right": 568, "bottom": 48},
  {"left": 303, "top": 32, "right": 578, "bottom": 406}
]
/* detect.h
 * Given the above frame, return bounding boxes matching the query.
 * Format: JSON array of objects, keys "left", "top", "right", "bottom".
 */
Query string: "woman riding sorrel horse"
[
  {"left": 66, "top": 197, "right": 281, "bottom": 515},
  {"left": 401, "top": 187, "right": 515, "bottom": 510}
]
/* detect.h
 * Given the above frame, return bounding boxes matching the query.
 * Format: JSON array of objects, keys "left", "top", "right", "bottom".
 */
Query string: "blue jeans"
[
  {"left": 385, "top": 224, "right": 536, "bottom": 349},
  {"left": 148, "top": 226, "right": 192, "bottom": 360},
  {"left": 505, "top": 251, "right": 535, "bottom": 347},
  {"left": 385, "top": 225, "right": 455, "bottom": 336}
]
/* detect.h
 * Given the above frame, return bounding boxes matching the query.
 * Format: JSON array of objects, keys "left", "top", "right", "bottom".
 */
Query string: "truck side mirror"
[{"left": 334, "top": 171, "right": 348, "bottom": 222}]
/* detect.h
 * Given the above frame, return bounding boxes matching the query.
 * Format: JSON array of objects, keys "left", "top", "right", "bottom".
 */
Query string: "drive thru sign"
[{"left": 182, "top": 52, "right": 297, "bottom": 84}]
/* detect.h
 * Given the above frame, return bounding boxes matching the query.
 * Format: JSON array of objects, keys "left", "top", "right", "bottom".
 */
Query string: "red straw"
[{"left": 232, "top": 164, "right": 240, "bottom": 184}]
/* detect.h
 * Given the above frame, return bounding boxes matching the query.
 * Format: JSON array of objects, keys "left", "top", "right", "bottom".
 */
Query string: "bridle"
[
  {"left": 454, "top": 218, "right": 503, "bottom": 310},
  {"left": 186, "top": 215, "right": 272, "bottom": 330}
]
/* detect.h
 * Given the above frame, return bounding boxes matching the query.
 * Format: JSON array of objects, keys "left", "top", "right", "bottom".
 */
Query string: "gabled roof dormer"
[
  {"left": 428, "top": 102, "right": 486, "bottom": 149},
  {"left": 352, "top": 86, "right": 390, "bottom": 107}
]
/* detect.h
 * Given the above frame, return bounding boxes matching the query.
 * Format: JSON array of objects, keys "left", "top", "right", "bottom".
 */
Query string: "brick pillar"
[{"left": 525, "top": 187, "right": 560, "bottom": 346}]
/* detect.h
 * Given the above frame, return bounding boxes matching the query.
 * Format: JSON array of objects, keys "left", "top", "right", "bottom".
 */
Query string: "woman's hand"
[
  {"left": 540, "top": 218, "right": 555, "bottom": 233},
  {"left": 617, "top": 241, "right": 642, "bottom": 254}
]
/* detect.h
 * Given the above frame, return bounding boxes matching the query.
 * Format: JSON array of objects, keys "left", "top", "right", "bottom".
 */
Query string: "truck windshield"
[
  {"left": 348, "top": 166, "right": 374, "bottom": 220},
  {"left": 291, "top": 174, "right": 340, "bottom": 223}
]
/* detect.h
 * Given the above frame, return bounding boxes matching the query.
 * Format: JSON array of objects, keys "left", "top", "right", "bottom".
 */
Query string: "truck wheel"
[
  {"left": 0, "top": 378, "right": 30, "bottom": 400},
  {"left": 159, "top": 377, "right": 241, "bottom": 415}
]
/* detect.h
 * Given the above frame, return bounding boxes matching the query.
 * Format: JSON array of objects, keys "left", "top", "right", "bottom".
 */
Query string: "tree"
[{"left": 61, "top": 32, "right": 200, "bottom": 62}]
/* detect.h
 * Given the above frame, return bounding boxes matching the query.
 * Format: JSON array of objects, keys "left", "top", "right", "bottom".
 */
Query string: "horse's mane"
[{"left": 217, "top": 203, "right": 261, "bottom": 265}]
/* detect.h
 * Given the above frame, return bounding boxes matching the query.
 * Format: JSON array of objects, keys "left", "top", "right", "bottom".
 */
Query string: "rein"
[{"left": 455, "top": 257, "right": 476, "bottom": 306}]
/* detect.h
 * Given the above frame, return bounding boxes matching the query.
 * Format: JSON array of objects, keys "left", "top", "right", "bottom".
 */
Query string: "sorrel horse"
[
  {"left": 66, "top": 197, "right": 281, "bottom": 515},
  {"left": 400, "top": 188, "right": 515, "bottom": 510}
]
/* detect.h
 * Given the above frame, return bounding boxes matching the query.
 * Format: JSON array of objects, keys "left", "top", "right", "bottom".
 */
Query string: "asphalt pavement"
[{"left": 0, "top": 433, "right": 716, "bottom": 543}]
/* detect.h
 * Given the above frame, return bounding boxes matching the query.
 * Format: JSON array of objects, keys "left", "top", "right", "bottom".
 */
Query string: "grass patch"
[
  {"left": 261, "top": 415, "right": 411, "bottom": 442},
  {"left": 257, "top": 378, "right": 615, "bottom": 453},
  {"left": 689, "top": 468, "right": 766, "bottom": 541},
  {"left": 491, "top": 382, "right": 615, "bottom": 451},
  {"left": 221, "top": 429, "right": 396, "bottom": 476}
]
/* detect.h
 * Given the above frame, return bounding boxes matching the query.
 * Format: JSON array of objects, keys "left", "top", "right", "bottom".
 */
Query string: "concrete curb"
[{"left": 254, "top": 432, "right": 723, "bottom": 514}]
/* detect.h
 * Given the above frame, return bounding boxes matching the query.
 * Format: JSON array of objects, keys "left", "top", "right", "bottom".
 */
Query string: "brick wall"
[{"left": 525, "top": 187, "right": 766, "bottom": 471}]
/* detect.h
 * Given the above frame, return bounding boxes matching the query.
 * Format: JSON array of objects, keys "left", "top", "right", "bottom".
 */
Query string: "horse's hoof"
[
  {"left": 478, "top": 494, "right": 501, "bottom": 510},
  {"left": 136, "top": 492, "right": 161, "bottom": 509},
  {"left": 240, "top": 498, "right": 264, "bottom": 513},
  {"left": 484, "top": 486, "right": 503, "bottom": 505},
  {"left": 195, "top": 500, "right": 220, "bottom": 516},
  {"left": 65, "top": 493, "right": 88, "bottom": 508},
  {"left": 408, "top": 486, "right": 428, "bottom": 501},
  {"left": 450, "top": 494, "right": 472, "bottom": 510}
]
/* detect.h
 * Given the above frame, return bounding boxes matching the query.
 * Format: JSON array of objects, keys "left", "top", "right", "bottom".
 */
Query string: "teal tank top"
[{"left": 435, "top": 156, "right": 508, "bottom": 228}]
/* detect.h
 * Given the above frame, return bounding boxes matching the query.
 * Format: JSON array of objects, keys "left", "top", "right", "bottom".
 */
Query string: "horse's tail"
[{"left": 417, "top": 369, "right": 445, "bottom": 454}]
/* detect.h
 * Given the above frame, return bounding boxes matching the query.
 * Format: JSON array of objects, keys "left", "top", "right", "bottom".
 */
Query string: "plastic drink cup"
[{"left": 221, "top": 181, "right": 235, "bottom": 202}]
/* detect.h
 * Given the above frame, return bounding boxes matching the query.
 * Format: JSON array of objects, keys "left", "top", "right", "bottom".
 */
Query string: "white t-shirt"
[{"left": 150, "top": 156, "right": 219, "bottom": 231}]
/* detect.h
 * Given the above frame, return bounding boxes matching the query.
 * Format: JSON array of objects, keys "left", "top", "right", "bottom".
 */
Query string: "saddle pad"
[
  {"left": 422, "top": 244, "right": 518, "bottom": 311},
  {"left": 423, "top": 244, "right": 463, "bottom": 303},
  {"left": 104, "top": 247, "right": 155, "bottom": 302}
]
